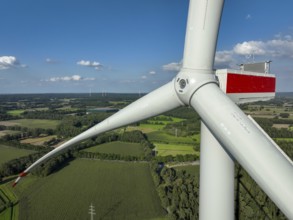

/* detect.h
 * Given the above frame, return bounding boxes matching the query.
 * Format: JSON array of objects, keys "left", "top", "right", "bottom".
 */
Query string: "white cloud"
[
  {"left": 215, "top": 35, "right": 293, "bottom": 68},
  {"left": 233, "top": 41, "right": 266, "bottom": 56},
  {"left": 232, "top": 37, "right": 293, "bottom": 58},
  {"left": 0, "top": 56, "right": 26, "bottom": 70},
  {"left": 45, "top": 58, "right": 59, "bottom": 63},
  {"left": 162, "top": 61, "right": 182, "bottom": 72},
  {"left": 245, "top": 14, "right": 252, "bottom": 20},
  {"left": 141, "top": 75, "right": 147, "bottom": 79},
  {"left": 215, "top": 50, "right": 235, "bottom": 68},
  {"left": 47, "top": 75, "right": 95, "bottom": 82},
  {"left": 149, "top": 70, "right": 156, "bottom": 75},
  {"left": 77, "top": 60, "right": 103, "bottom": 70}
]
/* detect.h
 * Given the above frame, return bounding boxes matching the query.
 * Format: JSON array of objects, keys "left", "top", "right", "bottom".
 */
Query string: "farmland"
[
  {"left": 83, "top": 141, "right": 145, "bottom": 157},
  {"left": 13, "top": 159, "right": 165, "bottom": 220},
  {"left": 148, "top": 131, "right": 198, "bottom": 145},
  {"left": 20, "top": 135, "right": 57, "bottom": 146},
  {"left": 0, "top": 119, "right": 60, "bottom": 130},
  {"left": 6, "top": 110, "right": 25, "bottom": 116},
  {"left": 0, "top": 184, "right": 19, "bottom": 220},
  {"left": 0, "top": 130, "right": 20, "bottom": 138},
  {"left": 0, "top": 93, "right": 292, "bottom": 219},
  {"left": 0, "top": 145, "right": 35, "bottom": 165},
  {"left": 154, "top": 143, "right": 197, "bottom": 156},
  {"left": 127, "top": 116, "right": 185, "bottom": 133}
]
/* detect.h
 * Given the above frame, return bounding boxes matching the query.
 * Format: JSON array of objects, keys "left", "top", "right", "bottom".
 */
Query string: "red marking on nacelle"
[{"left": 226, "top": 73, "right": 276, "bottom": 94}]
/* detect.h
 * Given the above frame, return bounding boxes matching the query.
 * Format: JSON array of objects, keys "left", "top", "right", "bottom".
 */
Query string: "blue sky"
[{"left": 1, "top": 0, "right": 293, "bottom": 93}]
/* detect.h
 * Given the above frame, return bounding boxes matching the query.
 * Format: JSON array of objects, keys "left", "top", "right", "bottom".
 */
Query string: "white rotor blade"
[
  {"left": 13, "top": 80, "right": 183, "bottom": 185},
  {"left": 190, "top": 83, "right": 293, "bottom": 219},
  {"left": 182, "top": 0, "right": 223, "bottom": 70}
]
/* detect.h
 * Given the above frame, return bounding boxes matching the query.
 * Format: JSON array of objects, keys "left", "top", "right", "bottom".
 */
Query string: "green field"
[
  {"left": 154, "top": 143, "right": 198, "bottom": 156},
  {"left": 0, "top": 130, "right": 20, "bottom": 138},
  {"left": 127, "top": 116, "right": 185, "bottom": 133},
  {"left": 6, "top": 110, "right": 25, "bottom": 116},
  {"left": 148, "top": 131, "right": 199, "bottom": 145},
  {"left": 13, "top": 159, "right": 165, "bottom": 220},
  {"left": 0, "top": 119, "right": 60, "bottom": 129},
  {"left": 0, "top": 184, "right": 19, "bottom": 220},
  {"left": 20, "top": 135, "right": 57, "bottom": 146},
  {"left": 0, "top": 145, "right": 36, "bottom": 165},
  {"left": 83, "top": 141, "right": 145, "bottom": 157},
  {"left": 244, "top": 104, "right": 293, "bottom": 119}
]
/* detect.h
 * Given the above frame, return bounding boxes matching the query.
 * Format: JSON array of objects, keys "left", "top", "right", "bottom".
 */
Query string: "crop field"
[
  {"left": 6, "top": 110, "right": 25, "bottom": 116},
  {"left": 146, "top": 116, "right": 184, "bottom": 125},
  {"left": 272, "top": 124, "right": 290, "bottom": 129},
  {"left": 126, "top": 125, "right": 159, "bottom": 133},
  {"left": 0, "top": 184, "right": 19, "bottom": 220},
  {"left": 20, "top": 135, "right": 57, "bottom": 146},
  {"left": 83, "top": 141, "right": 145, "bottom": 157},
  {"left": 244, "top": 105, "right": 293, "bottom": 119},
  {"left": 126, "top": 116, "right": 185, "bottom": 133},
  {"left": 148, "top": 131, "right": 199, "bottom": 145},
  {"left": 154, "top": 143, "right": 198, "bottom": 156},
  {"left": 127, "top": 122, "right": 166, "bottom": 133},
  {"left": 13, "top": 159, "right": 165, "bottom": 220},
  {"left": 0, "top": 119, "right": 60, "bottom": 129},
  {"left": 0, "top": 130, "right": 20, "bottom": 138},
  {"left": 0, "top": 145, "right": 35, "bottom": 165}
]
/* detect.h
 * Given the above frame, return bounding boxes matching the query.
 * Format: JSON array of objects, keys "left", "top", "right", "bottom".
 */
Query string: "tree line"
[
  {"left": 0, "top": 126, "right": 54, "bottom": 141},
  {"left": 235, "top": 164, "right": 287, "bottom": 219},
  {"left": 150, "top": 162, "right": 199, "bottom": 219},
  {"left": 0, "top": 131, "right": 155, "bottom": 180}
]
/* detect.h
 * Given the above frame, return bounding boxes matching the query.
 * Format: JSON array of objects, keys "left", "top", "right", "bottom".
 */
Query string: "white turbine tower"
[{"left": 13, "top": 0, "right": 293, "bottom": 219}]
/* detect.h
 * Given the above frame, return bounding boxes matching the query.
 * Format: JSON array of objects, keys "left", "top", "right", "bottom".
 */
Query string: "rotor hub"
[{"left": 174, "top": 68, "right": 218, "bottom": 106}]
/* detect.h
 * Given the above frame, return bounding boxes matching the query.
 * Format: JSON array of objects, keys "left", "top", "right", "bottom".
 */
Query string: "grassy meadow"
[
  {"left": 0, "top": 184, "right": 19, "bottom": 220},
  {"left": 83, "top": 141, "right": 145, "bottom": 157},
  {"left": 6, "top": 110, "right": 25, "bottom": 116},
  {"left": 0, "top": 119, "right": 60, "bottom": 129},
  {"left": 154, "top": 143, "right": 198, "bottom": 156},
  {"left": 12, "top": 159, "right": 165, "bottom": 220},
  {"left": 127, "top": 116, "right": 185, "bottom": 134},
  {"left": 244, "top": 104, "right": 293, "bottom": 119},
  {"left": 0, "top": 145, "right": 35, "bottom": 165},
  {"left": 148, "top": 131, "right": 199, "bottom": 145},
  {"left": 0, "top": 130, "right": 20, "bottom": 138}
]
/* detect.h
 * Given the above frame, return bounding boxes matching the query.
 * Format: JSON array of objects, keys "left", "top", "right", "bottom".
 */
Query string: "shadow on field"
[
  {"left": 47, "top": 157, "right": 76, "bottom": 176},
  {"left": 99, "top": 199, "right": 123, "bottom": 220}
]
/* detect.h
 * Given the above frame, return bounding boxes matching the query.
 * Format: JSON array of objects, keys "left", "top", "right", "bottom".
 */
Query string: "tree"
[{"left": 279, "top": 112, "right": 290, "bottom": 118}]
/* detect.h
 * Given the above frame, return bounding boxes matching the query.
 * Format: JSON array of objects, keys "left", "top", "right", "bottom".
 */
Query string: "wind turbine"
[{"left": 13, "top": 0, "right": 293, "bottom": 219}]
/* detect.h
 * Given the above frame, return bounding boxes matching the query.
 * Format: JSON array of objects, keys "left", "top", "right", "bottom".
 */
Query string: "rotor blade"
[
  {"left": 190, "top": 83, "right": 293, "bottom": 219},
  {"left": 182, "top": 0, "right": 224, "bottom": 70},
  {"left": 13, "top": 79, "right": 183, "bottom": 186}
]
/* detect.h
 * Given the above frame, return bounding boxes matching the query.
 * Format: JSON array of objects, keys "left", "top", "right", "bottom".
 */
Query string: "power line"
[{"left": 88, "top": 203, "right": 96, "bottom": 220}]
